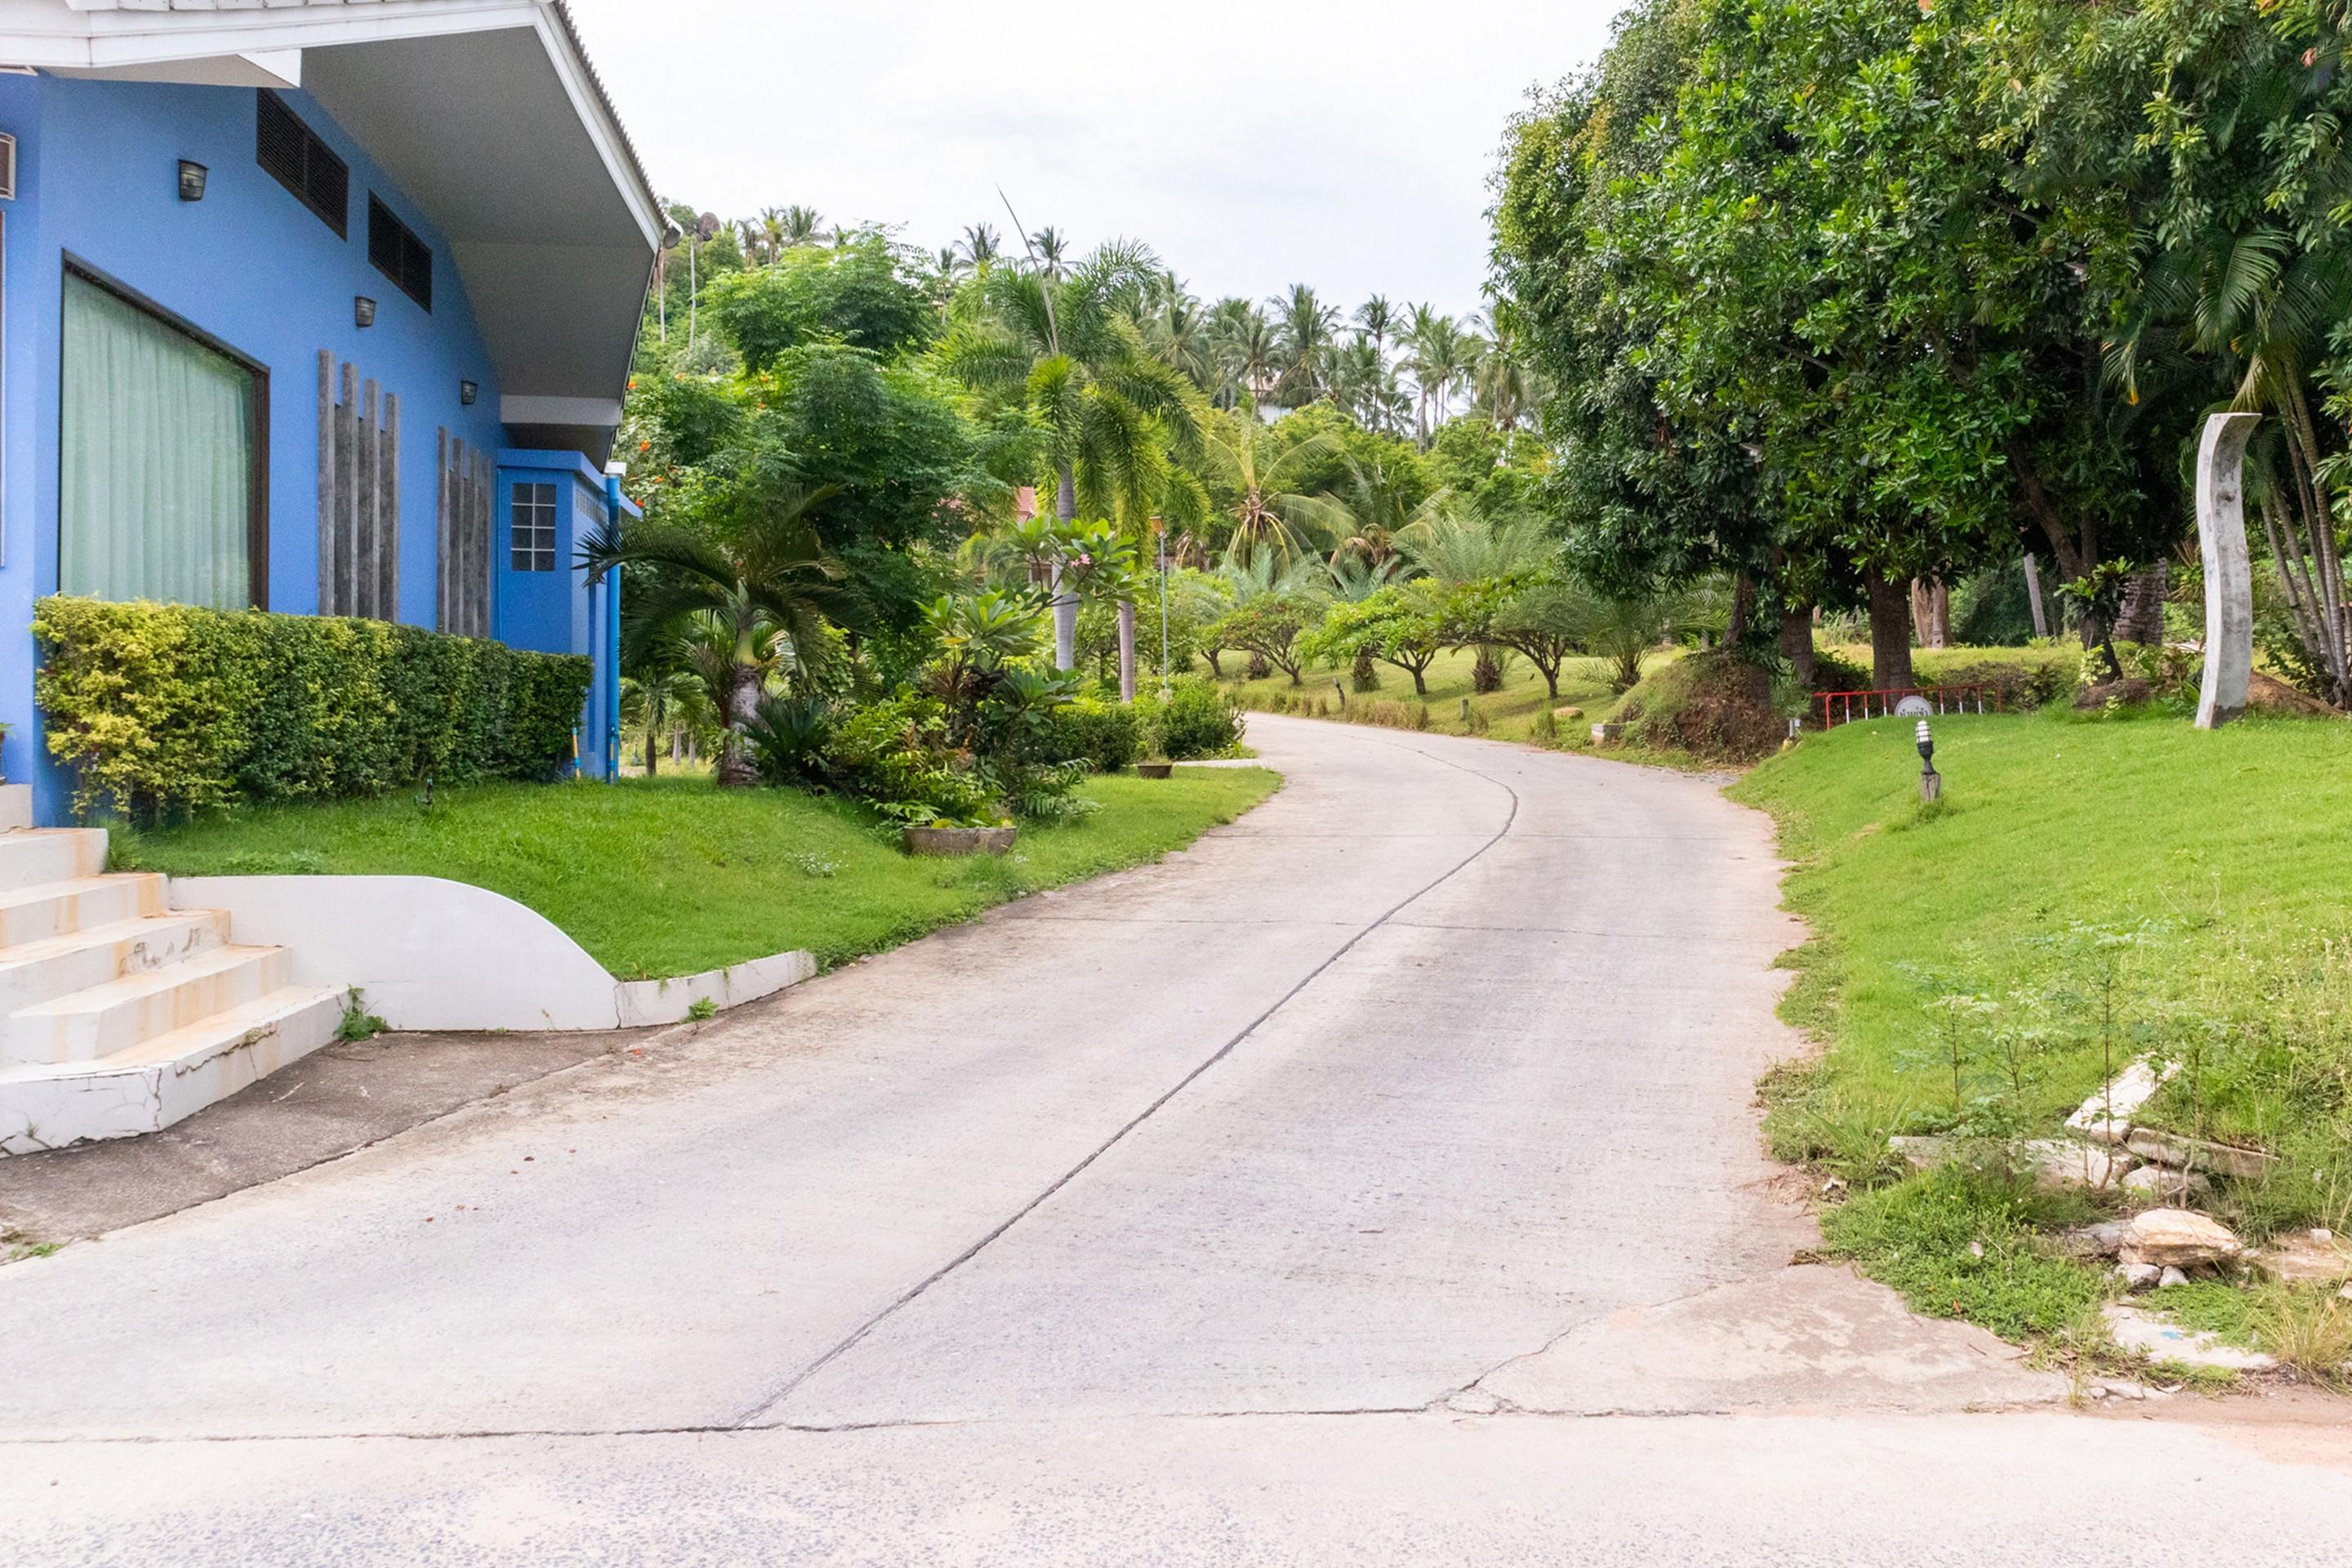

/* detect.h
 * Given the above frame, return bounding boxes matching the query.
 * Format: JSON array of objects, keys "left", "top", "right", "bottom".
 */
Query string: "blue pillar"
[{"left": 604, "top": 472, "right": 625, "bottom": 782}]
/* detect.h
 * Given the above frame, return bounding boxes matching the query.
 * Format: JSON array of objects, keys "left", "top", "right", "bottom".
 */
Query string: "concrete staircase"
[{"left": 0, "top": 813, "right": 342, "bottom": 1156}]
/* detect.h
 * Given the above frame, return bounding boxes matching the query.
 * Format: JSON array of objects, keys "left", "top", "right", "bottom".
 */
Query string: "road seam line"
[{"left": 729, "top": 734, "right": 1526, "bottom": 1429}]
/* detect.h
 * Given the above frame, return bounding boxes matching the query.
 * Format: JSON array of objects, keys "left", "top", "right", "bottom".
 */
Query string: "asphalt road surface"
[{"left": 2, "top": 717, "right": 2343, "bottom": 1565}]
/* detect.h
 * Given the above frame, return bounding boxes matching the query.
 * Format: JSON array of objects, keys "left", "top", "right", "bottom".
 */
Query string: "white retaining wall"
[{"left": 170, "top": 875, "right": 816, "bottom": 1032}]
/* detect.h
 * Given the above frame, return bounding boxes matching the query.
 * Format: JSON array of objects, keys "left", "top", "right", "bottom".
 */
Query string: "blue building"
[{"left": 0, "top": 0, "right": 658, "bottom": 823}]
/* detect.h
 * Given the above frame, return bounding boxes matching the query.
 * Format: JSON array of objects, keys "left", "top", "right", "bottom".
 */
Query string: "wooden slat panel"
[
  {"left": 336, "top": 361, "right": 359, "bottom": 616},
  {"left": 436, "top": 427, "right": 451, "bottom": 633},
  {"left": 380, "top": 392, "right": 400, "bottom": 622},
  {"left": 316, "top": 351, "right": 335, "bottom": 615},
  {"left": 356, "top": 378, "right": 378, "bottom": 619}
]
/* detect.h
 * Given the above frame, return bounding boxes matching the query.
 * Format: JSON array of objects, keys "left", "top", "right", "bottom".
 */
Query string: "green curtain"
[{"left": 60, "top": 273, "right": 255, "bottom": 609}]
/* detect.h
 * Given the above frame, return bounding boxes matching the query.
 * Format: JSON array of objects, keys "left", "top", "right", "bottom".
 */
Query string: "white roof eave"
[{"left": 20, "top": 2, "right": 658, "bottom": 250}]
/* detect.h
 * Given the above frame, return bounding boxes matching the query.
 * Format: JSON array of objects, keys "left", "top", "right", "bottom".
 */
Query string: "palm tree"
[
  {"left": 1472, "top": 318, "right": 1543, "bottom": 430},
  {"left": 1355, "top": 295, "right": 1397, "bottom": 357},
  {"left": 1270, "top": 283, "right": 1343, "bottom": 408},
  {"left": 1394, "top": 507, "right": 1556, "bottom": 585},
  {"left": 777, "top": 205, "right": 826, "bottom": 247},
  {"left": 1327, "top": 338, "right": 1410, "bottom": 435},
  {"left": 1209, "top": 299, "right": 1280, "bottom": 410},
  {"left": 958, "top": 222, "right": 1000, "bottom": 270},
  {"left": 579, "top": 484, "right": 852, "bottom": 788},
  {"left": 942, "top": 240, "right": 1203, "bottom": 670},
  {"left": 1144, "top": 290, "right": 1215, "bottom": 390},
  {"left": 1199, "top": 409, "right": 1353, "bottom": 563},
  {"left": 1404, "top": 310, "right": 1478, "bottom": 448},
  {"left": 1029, "top": 225, "right": 1071, "bottom": 282}
]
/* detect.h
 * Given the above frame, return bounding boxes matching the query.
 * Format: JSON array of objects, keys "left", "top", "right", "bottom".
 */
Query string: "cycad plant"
[{"left": 579, "top": 483, "right": 853, "bottom": 787}]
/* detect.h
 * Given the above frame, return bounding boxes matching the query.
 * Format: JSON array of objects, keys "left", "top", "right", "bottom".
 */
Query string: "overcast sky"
[{"left": 564, "top": 0, "right": 1619, "bottom": 320}]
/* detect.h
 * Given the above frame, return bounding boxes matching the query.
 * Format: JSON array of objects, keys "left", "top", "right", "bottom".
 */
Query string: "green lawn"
[
  {"left": 1731, "top": 704, "right": 2352, "bottom": 1351},
  {"left": 119, "top": 768, "right": 1281, "bottom": 980}
]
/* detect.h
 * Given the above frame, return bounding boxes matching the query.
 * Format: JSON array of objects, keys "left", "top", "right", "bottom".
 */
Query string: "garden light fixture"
[
  {"left": 176, "top": 159, "right": 208, "bottom": 202},
  {"left": 354, "top": 296, "right": 377, "bottom": 329},
  {"left": 1916, "top": 719, "right": 1940, "bottom": 803}
]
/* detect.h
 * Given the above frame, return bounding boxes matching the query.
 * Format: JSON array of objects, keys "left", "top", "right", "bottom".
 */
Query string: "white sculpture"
[{"left": 2194, "top": 412, "right": 2261, "bottom": 729}]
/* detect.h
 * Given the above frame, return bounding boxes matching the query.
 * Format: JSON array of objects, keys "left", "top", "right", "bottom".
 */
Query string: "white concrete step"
[
  {"left": 0, "top": 874, "right": 168, "bottom": 948},
  {"left": 0, "top": 910, "right": 230, "bottom": 1018},
  {"left": 4, "top": 944, "right": 292, "bottom": 1067},
  {"left": 0, "top": 985, "right": 345, "bottom": 1156},
  {"left": 0, "top": 828, "right": 108, "bottom": 892}
]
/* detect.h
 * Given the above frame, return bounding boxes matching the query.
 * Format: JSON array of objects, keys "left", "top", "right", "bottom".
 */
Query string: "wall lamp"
[
  {"left": 354, "top": 296, "right": 377, "bottom": 329},
  {"left": 458, "top": 380, "right": 479, "bottom": 407},
  {"left": 177, "top": 159, "right": 208, "bottom": 202}
]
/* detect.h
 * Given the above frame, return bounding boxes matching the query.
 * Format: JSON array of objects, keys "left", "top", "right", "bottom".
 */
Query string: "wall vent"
[
  {"left": 256, "top": 90, "right": 346, "bottom": 237},
  {"left": 366, "top": 195, "right": 432, "bottom": 314}
]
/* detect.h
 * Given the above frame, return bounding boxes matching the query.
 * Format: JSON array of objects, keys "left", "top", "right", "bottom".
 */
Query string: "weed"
[
  {"left": 686, "top": 996, "right": 719, "bottom": 1022},
  {"left": 1820, "top": 1165, "right": 2105, "bottom": 1342},
  {"left": 336, "top": 987, "right": 387, "bottom": 1043}
]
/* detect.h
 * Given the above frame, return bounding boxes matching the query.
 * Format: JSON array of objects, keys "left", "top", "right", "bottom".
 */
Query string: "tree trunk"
[
  {"left": 1867, "top": 574, "right": 1916, "bottom": 691},
  {"left": 717, "top": 666, "right": 761, "bottom": 787},
  {"left": 1410, "top": 663, "right": 1428, "bottom": 697},
  {"left": 1909, "top": 580, "right": 1950, "bottom": 649},
  {"left": 2115, "top": 562, "right": 2167, "bottom": 645},
  {"left": 1726, "top": 571, "right": 1754, "bottom": 650},
  {"left": 1205, "top": 648, "right": 1224, "bottom": 678},
  {"left": 1052, "top": 465, "right": 1079, "bottom": 670},
  {"left": 2022, "top": 554, "right": 2051, "bottom": 639},
  {"left": 1351, "top": 644, "right": 1379, "bottom": 692},
  {"left": 1117, "top": 600, "right": 1137, "bottom": 702},
  {"left": 644, "top": 718, "right": 658, "bottom": 777},
  {"left": 1472, "top": 647, "right": 1503, "bottom": 693},
  {"left": 1780, "top": 602, "right": 1817, "bottom": 689},
  {"left": 1246, "top": 651, "right": 1271, "bottom": 680},
  {"left": 1540, "top": 659, "right": 1561, "bottom": 700}
]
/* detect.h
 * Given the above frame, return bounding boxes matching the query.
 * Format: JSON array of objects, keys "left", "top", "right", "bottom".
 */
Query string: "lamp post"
[
  {"left": 1156, "top": 520, "right": 1172, "bottom": 702},
  {"left": 1916, "top": 719, "right": 1940, "bottom": 803}
]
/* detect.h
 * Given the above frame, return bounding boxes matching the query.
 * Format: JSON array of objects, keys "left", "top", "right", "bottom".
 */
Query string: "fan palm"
[{"left": 579, "top": 483, "right": 853, "bottom": 787}]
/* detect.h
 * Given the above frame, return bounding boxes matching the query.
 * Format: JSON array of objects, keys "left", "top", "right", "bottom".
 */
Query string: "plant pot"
[
  {"left": 1134, "top": 761, "right": 1174, "bottom": 778},
  {"left": 903, "top": 825, "right": 1017, "bottom": 858}
]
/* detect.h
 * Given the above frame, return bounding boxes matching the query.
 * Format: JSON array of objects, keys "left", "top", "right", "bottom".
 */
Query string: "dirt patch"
[
  {"left": 1622, "top": 653, "right": 1785, "bottom": 764},
  {"left": 2247, "top": 670, "right": 2339, "bottom": 717}
]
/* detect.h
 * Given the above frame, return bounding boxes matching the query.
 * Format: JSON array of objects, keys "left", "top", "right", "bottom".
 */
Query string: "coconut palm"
[
  {"left": 1199, "top": 408, "right": 1353, "bottom": 563},
  {"left": 1029, "top": 225, "right": 1071, "bottom": 282},
  {"left": 1327, "top": 338, "right": 1410, "bottom": 435},
  {"left": 1354, "top": 295, "right": 1397, "bottom": 356},
  {"left": 1403, "top": 309, "right": 1480, "bottom": 447},
  {"left": 1270, "top": 283, "right": 1343, "bottom": 407},
  {"left": 579, "top": 483, "right": 853, "bottom": 788},
  {"left": 942, "top": 240, "right": 1204, "bottom": 669},
  {"left": 777, "top": 204, "right": 826, "bottom": 247},
  {"left": 958, "top": 222, "right": 1001, "bottom": 270},
  {"left": 1208, "top": 299, "right": 1281, "bottom": 410}
]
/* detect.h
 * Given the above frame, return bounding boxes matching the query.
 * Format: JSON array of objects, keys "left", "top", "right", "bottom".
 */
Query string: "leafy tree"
[
  {"left": 703, "top": 238, "right": 937, "bottom": 370},
  {"left": 1299, "top": 581, "right": 1451, "bottom": 695},
  {"left": 1205, "top": 594, "right": 1315, "bottom": 684}
]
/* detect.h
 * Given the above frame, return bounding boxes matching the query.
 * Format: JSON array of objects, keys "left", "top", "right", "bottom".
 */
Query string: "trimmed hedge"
[
  {"left": 1037, "top": 696, "right": 1145, "bottom": 773},
  {"left": 36, "top": 595, "right": 590, "bottom": 819}
]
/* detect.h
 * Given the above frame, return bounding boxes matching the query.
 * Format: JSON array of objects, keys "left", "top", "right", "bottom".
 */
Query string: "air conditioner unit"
[{"left": 0, "top": 135, "right": 16, "bottom": 200}]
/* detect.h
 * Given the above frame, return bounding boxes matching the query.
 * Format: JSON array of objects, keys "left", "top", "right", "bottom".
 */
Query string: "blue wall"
[{"left": 0, "top": 74, "right": 514, "bottom": 822}]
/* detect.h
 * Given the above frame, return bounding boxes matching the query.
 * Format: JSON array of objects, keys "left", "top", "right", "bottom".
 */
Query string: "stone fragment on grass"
[
  {"left": 2246, "top": 1232, "right": 2352, "bottom": 1287},
  {"left": 2115, "top": 1262, "right": 2163, "bottom": 1293},
  {"left": 2064, "top": 1221, "right": 2128, "bottom": 1260},
  {"left": 2117, "top": 1209, "right": 2243, "bottom": 1270},
  {"left": 2065, "top": 1056, "right": 2176, "bottom": 1140},
  {"left": 1886, "top": 1134, "right": 1949, "bottom": 1172},
  {"left": 2123, "top": 1128, "right": 2278, "bottom": 1182},
  {"left": 2122, "top": 1165, "right": 2212, "bottom": 1203},
  {"left": 2103, "top": 1303, "right": 2275, "bottom": 1374},
  {"left": 2158, "top": 1266, "right": 2190, "bottom": 1289},
  {"left": 2020, "top": 1138, "right": 2134, "bottom": 1192}
]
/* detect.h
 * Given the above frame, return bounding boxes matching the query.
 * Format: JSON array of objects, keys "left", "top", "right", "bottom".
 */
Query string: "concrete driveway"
[{"left": 1, "top": 716, "right": 2343, "bottom": 1565}]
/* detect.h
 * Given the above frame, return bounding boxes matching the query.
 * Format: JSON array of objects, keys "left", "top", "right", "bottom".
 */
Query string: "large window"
[
  {"left": 510, "top": 483, "right": 556, "bottom": 572},
  {"left": 60, "top": 268, "right": 267, "bottom": 610}
]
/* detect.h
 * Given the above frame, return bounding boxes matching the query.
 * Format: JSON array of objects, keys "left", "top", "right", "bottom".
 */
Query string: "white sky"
[{"left": 564, "top": 0, "right": 1619, "bottom": 320}]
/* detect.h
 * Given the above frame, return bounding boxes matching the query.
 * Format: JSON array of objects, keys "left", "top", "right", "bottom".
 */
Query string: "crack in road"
[{"left": 726, "top": 733, "right": 1527, "bottom": 1429}]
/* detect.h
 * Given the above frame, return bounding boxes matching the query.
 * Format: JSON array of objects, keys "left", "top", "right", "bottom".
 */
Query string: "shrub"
[
  {"left": 35, "top": 596, "right": 589, "bottom": 820},
  {"left": 1148, "top": 677, "right": 1245, "bottom": 759},
  {"left": 820, "top": 694, "right": 990, "bottom": 822},
  {"left": 744, "top": 695, "right": 834, "bottom": 788},
  {"left": 1036, "top": 696, "right": 1144, "bottom": 772}
]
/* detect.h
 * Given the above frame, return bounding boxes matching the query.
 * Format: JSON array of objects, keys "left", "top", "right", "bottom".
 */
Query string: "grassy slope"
[
  {"left": 1730, "top": 706, "right": 2352, "bottom": 1129},
  {"left": 122, "top": 768, "right": 1281, "bottom": 980},
  {"left": 1731, "top": 705, "right": 2352, "bottom": 1356}
]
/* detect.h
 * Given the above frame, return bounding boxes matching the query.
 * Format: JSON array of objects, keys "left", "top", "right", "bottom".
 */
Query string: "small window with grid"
[{"left": 510, "top": 483, "right": 557, "bottom": 572}]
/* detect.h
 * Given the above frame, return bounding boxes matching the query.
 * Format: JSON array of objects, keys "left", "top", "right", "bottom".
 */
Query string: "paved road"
[{"left": 1, "top": 717, "right": 2343, "bottom": 1564}]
